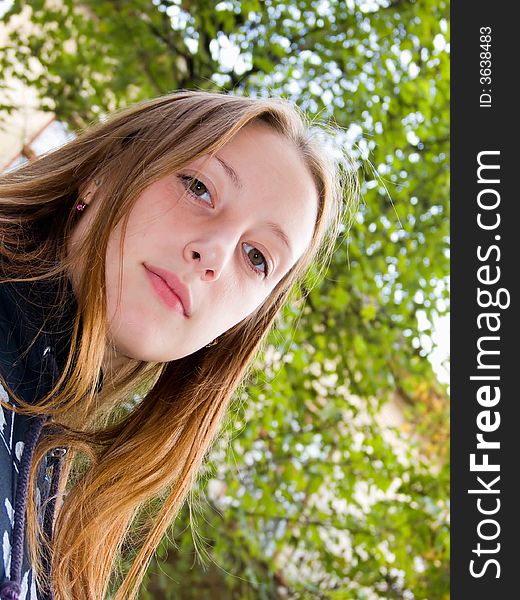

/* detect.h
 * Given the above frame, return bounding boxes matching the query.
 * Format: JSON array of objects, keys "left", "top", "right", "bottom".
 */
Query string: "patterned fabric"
[
  {"left": 0, "top": 274, "right": 78, "bottom": 599},
  {"left": 1, "top": 381, "right": 41, "bottom": 599}
]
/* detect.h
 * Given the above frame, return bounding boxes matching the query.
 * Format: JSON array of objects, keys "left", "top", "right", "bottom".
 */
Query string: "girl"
[{"left": 0, "top": 90, "right": 356, "bottom": 600}]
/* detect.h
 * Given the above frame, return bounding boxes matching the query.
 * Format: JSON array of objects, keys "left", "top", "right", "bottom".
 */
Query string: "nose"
[{"left": 184, "top": 239, "right": 233, "bottom": 281}]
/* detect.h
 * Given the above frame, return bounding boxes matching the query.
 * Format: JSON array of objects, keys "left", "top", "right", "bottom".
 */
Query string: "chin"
[{"left": 119, "top": 343, "right": 197, "bottom": 363}]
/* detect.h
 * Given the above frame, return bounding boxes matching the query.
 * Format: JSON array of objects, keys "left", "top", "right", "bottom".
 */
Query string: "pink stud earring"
[{"left": 75, "top": 189, "right": 94, "bottom": 212}]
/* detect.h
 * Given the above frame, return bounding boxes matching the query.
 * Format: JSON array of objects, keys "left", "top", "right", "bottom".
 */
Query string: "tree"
[{"left": 1, "top": 1, "right": 450, "bottom": 597}]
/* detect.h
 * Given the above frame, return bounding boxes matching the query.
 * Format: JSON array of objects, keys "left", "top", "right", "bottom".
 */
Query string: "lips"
[{"left": 144, "top": 263, "right": 192, "bottom": 317}]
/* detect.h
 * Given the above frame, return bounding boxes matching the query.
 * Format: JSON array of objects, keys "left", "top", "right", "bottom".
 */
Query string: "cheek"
[
  {"left": 218, "top": 282, "right": 271, "bottom": 332},
  {"left": 103, "top": 219, "right": 146, "bottom": 319},
  {"left": 225, "top": 261, "right": 293, "bottom": 328},
  {"left": 226, "top": 271, "right": 291, "bottom": 331},
  {"left": 104, "top": 221, "right": 125, "bottom": 276}
]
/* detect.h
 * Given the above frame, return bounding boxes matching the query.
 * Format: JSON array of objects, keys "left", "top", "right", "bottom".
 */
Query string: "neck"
[{"left": 101, "top": 347, "right": 133, "bottom": 383}]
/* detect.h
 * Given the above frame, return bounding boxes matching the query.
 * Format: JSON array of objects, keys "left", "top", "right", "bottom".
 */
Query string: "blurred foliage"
[{"left": 1, "top": 0, "right": 450, "bottom": 598}]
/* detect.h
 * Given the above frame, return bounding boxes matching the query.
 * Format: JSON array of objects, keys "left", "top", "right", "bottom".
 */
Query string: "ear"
[{"left": 78, "top": 178, "right": 102, "bottom": 208}]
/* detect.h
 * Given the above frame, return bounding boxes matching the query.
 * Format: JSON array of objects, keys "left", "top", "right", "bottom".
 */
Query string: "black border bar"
[{"left": 451, "top": 2, "right": 516, "bottom": 597}]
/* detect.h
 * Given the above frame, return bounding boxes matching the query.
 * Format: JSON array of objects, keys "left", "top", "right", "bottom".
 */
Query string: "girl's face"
[{"left": 69, "top": 122, "right": 318, "bottom": 368}]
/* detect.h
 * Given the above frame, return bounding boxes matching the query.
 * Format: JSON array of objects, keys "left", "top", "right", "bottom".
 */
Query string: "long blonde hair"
[{"left": 0, "top": 90, "right": 357, "bottom": 599}]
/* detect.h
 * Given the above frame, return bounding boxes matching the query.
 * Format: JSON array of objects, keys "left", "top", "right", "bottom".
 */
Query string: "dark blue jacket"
[{"left": 0, "top": 273, "right": 78, "bottom": 600}]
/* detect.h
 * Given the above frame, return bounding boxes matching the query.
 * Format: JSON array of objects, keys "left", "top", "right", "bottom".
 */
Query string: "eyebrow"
[
  {"left": 266, "top": 221, "right": 293, "bottom": 257},
  {"left": 214, "top": 155, "right": 243, "bottom": 191},
  {"left": 214, "top": 155, "right": 293, "bottom": 258}
]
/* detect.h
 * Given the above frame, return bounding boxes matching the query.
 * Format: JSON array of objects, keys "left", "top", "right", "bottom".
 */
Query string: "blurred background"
[{"left": 0, "top": 1, "right": 449, "bottom": 598}]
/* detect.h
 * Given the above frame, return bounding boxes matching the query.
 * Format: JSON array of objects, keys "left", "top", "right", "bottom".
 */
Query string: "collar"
[
  {"left": 0, "top": 279, "right": 77, "bottom": 372},
  {"left": 0, "top": 265, "right": 107, "bottom": 414},
  {"left": 0, "top": 272, "right": 79, "bottom": 395}
]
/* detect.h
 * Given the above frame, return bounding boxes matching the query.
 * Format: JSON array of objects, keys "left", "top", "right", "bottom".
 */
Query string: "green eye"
[
  {"left": 243, "top": 242, "right": 268, "bottom": 277},
  {"left": 178, "top": 175, "right": 212, "bottom": 205}
]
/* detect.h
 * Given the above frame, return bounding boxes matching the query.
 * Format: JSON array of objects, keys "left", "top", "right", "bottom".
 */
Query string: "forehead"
[{"left": 205, "top": 122, "right": 319, "bottom": 262}]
